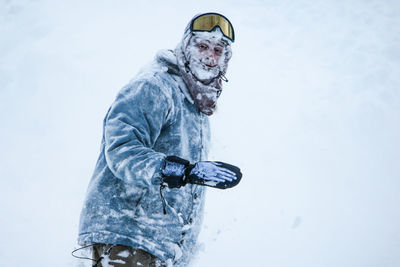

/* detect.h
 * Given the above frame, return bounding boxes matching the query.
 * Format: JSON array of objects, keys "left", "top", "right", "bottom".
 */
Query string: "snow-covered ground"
[{"left": 1, "top": 0, "right": 399, "bottom": 266}]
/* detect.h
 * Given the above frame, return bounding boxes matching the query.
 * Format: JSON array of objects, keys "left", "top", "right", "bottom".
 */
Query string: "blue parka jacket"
[{"left": 78, "top": 50, "right": 210, "bottom": 266}]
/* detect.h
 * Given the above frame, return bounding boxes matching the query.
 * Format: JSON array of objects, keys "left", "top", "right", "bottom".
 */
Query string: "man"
[{"left": 77, "top": 12, "right": 242, "bottom": 267}]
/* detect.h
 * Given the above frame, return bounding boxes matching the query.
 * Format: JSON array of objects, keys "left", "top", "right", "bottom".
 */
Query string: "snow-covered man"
[{"left": 77, "top": 12, "right": 242, "bottom": 267}]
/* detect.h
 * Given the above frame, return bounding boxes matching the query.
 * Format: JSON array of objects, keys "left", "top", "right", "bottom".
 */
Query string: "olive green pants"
[{"left": 92, "top": 244, "right": 166, "bottom": 267}]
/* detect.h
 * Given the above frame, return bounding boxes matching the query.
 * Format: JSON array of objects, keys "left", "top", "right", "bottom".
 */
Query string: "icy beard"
[
  {"left": 186, "top": 44, "right": 222, "bottom": 84},
  {"left": 175, "top": 31, "right": 232, "bottom": 116}
]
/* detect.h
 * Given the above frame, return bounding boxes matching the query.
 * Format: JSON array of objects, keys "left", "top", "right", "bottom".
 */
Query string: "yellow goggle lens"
[{"left": 192, "top": 14, "right": 234, "bottom": 42}]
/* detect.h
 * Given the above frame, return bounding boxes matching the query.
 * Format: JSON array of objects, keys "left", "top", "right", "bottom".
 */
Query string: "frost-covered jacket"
[{"left": 78, "top": 50, "right": 210, "bottom": 266}]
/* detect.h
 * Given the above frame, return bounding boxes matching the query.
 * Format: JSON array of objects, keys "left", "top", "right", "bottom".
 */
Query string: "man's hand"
[
  {"left": 161, "top": 156, "right": 242, "bottom": 189},
  {"left": 187, "top": 161, "right": 242, "bottom": 189}
]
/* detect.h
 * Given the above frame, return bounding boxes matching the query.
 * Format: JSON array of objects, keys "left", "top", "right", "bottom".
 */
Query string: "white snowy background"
[{"left": 1, "top": 0, "right": 399, "bottom": 266}]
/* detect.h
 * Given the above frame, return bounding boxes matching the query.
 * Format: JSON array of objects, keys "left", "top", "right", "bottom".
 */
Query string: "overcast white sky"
[{"left": 1, "top": 0, "right": 400, "bottom": 266}]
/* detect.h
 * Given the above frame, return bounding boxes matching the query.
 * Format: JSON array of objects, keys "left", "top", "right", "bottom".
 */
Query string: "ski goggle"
[{"left": 190, "top": 13, "right": 235, "bottom": 42}]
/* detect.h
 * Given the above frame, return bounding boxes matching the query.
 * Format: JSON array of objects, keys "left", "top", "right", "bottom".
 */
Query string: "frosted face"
[{"left": 186, "top": 29, "right": 229, "bottom": 83}]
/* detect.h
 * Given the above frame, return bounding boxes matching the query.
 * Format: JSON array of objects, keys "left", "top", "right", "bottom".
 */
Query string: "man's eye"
[
  {"left": 215, "top": 48, "right": 222, "bottom": 54},
  {"left": 199, "top": 44, "right": 208, "bottom": 49}
]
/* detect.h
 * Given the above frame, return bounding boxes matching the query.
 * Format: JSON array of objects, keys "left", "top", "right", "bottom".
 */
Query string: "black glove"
[{"left": 161, "top": 156, "right": 242, "bottom": 189}]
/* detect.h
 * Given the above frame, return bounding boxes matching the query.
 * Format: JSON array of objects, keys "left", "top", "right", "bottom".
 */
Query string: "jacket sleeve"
[{"left": 103, "top": 80, "right": 173, "bottom": 188}]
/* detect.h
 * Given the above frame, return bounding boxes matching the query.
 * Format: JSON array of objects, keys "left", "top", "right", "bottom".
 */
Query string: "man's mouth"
[{"left": 205, "top": 63, "right": 217, "bottom": 68}]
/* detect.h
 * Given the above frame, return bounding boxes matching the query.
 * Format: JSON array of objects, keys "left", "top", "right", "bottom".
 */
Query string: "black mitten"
[
  {"left": 187, "top": 161, "right": 242, "bottom": 189},
  {"left": 162, "top": 156, "right": 242, "bottom": 189}
]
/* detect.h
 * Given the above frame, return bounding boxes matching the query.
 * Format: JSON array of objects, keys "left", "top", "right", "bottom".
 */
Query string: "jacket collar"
[{"left": 156, "top": 50, "right": 194, "bottom": 104}]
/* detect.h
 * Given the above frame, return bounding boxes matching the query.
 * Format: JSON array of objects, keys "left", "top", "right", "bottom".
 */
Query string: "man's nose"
[
  {"left": 206, "top": 52, "right": 218, "bottom": 64},
  {"left": 208, "top": 51, "right": 218, "bottom": 59}
]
